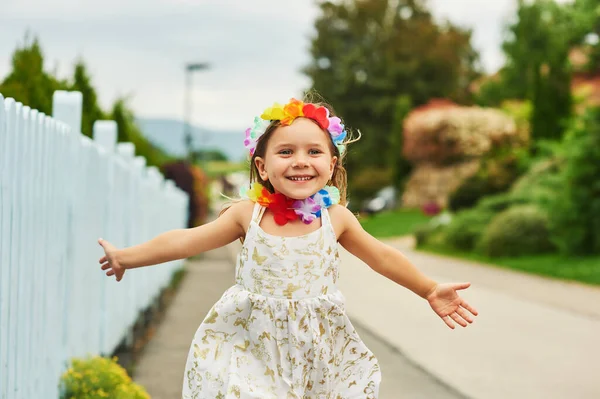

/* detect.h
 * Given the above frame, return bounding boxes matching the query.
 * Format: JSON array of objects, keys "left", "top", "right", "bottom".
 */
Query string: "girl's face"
[{"left": 254, "top": 118, "right": 338, "bottom": 200}]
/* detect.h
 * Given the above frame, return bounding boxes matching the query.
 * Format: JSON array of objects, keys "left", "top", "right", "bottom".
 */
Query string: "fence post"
[
  {"left": 93, "top": 121, "right": 118, "bottom": 153},
  {"left": 51, "top": 90, "right": 83, "bottom": 371},
  {"left": 52, "top": 91, "right": 82, "bottom": 133},
  {"left": 92, "top": 120, "right": 118, "bottom": 355}
]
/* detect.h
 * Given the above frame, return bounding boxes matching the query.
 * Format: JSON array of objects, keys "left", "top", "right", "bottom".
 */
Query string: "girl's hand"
[
  {"left": 98, "top": 238, "right": 126, "bottom": 282},
  {"left": 426, "top": 282, "right": 478, "bottom": 329}
]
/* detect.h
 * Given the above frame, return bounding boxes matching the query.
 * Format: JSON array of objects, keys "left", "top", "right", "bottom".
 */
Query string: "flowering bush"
[
  {"left": 60, "top": 356, "right": 149, "bottom": 399},
  {"left": 421, "top": 201, "right": 442, "bottom": 216},
  {"left": 402, "top": 103, "right": 525, "bottom": 164}
]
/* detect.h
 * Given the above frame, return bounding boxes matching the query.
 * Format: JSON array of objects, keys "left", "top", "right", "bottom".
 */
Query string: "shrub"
[
  {"left": 547, "top": 107, "right": 600, "bottom": 255},
  {"left": 510, "top": 158, "right": 563, "bottom": 211},
  {"left": 444, "top": 208, "right": 493, "bottom": 251},
  {"left": 476, "top": 192, "right": 529, "bottom": 213},
  {"left": 448, "top": 151, "right": 526, "bottom": 212},
  {"left": 421, "top": 201, "right": 442, "bottom": 216},
  {"left": 414, "top": 223, "right": 436, "bottom": 247},
  {"left": 448, "top": 174, "right": 493, "bottom": 211},
  {"left": 60, "top": 356, "right": 149, "bottom": 399},
  {"left": 478, "top": 205, "right": 555, "bottom": 257},
  {"left": 415, "top": 223, "right": 446, "bottom": 247}
]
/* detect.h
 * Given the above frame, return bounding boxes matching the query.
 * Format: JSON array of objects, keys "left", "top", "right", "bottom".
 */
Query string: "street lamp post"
[{"left": 184, "top": 62, "right": 209, "bottom": 163}]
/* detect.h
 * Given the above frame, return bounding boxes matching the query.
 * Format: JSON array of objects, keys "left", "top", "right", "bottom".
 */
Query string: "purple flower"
[
  {"left": 328, "top": 117, "right": 343, "bottom": 134},
  {"left": 292, "top": 197, "right": 321, "bottom": 224}
]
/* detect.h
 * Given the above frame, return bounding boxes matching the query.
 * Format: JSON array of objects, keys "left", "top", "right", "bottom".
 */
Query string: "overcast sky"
[{"left": 0, "top": 0, "right": 556, "bottom": 131}]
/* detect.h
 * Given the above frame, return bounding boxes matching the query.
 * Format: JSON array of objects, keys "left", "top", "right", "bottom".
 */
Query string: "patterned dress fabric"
[{"left": 182, "top": 203, "right": 381, "bottom": 398}]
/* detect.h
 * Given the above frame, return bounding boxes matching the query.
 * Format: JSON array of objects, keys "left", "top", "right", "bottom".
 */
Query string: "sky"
[{"left": 0, "top": 0, "right": 562, "bottom": 131}]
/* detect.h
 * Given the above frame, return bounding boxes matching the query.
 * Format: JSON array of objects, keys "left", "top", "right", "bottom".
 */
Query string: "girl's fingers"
[
  {"left": 106, "top": 270, "right": 115, "bottom": 276},
  {"left": 453, "top": 282, "right": 471, "bottom": 291},
  {"left": 99, "top": 256, "right": 107, "bottom": 264},
  {"left": 450, "top": 312, "right": 468, "bottom": 328},
  {"left": 442, "top": 316, "right": 455, "bottom": 329},
  {"left": 456, "top": 307, "right": 474, "bottom": 324},
  {"left": 461, "top": 301, "right": 479, "bottom": 316},
  {"left": 101, "top": 263, "right": 110, "bottom": 270}
]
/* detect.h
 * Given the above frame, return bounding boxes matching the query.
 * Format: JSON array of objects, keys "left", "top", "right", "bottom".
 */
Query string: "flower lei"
[
  {"left": 244, "top": 98, "right": 347, "bottom": 156},
  {"left": 240, "top": 182, "right": 340, "bottom": 225}
]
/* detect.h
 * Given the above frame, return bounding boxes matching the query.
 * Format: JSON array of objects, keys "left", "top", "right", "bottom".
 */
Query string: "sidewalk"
[{"left": 133, "top": 248, "right": 234, "bottom": 398}]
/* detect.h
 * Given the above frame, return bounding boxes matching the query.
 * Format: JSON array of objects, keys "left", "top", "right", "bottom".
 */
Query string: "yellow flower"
[
  {"left": 260, "top": 102, "right": 285, "bottom": 121},
  {"left": 244, "top": 182, "right": 263, "bottom": 202}
]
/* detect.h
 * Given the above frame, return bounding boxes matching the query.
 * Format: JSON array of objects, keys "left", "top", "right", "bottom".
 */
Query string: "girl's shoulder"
[
  {"left": 327, "top": 204, "right": 357, "bottom": 238},
  {"left": 327, "top": 203, "right": 355, "bottom": 219},
  {"left": 221, "top": 199, "right": 255, "bottom": 233}
]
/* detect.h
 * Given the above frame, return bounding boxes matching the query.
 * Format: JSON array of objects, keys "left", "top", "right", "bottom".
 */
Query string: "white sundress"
[{"left": 182, "top": 203, "right": 381, "bottom": 398}]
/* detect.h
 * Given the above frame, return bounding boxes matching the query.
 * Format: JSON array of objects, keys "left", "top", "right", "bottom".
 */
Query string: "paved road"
[
  {"left": 134, "top": 244, "right": 464, "bottom": 399},
  {"left": 337, "top": 237, "right": 600, "bottom": 399}
]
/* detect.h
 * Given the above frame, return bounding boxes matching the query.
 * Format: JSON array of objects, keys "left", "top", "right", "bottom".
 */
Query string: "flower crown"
[{"left": 244, "top": 98, "right": 347, "bottom": 156}]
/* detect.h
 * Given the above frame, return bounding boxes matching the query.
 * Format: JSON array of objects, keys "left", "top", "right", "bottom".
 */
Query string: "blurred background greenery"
[{"left": 2, "top": 0, "right": 599, "bottom": 283}]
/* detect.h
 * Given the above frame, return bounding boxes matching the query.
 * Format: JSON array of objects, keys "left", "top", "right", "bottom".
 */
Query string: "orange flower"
[{"left": 281, "top": 98, "right": 305, "bottom": 125}]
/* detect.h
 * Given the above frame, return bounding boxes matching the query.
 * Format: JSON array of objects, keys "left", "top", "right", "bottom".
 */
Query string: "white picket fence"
[{"left": 0, "top": 91, "right": 189, "bottom": 399}]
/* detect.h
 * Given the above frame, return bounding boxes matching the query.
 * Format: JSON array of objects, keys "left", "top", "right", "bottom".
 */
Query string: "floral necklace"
[{"left": 240, "top": 182, "right": 340, "bottom": 225}]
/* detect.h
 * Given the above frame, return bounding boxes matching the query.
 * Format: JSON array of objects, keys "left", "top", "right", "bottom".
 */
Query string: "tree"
[
  {"left": 502, "top": 0, "right": 574, "bottom": 142},
  {"left": 304, "top": 0, "right": 480, "bottom": 188},
  {"left": 0, "top": 33, "right": 67, "bottom": 114},
  {"left": 547, "top": 106, "right": 600, "bottom": 255},
  {"left": 479, "top": 0, "right": 599, "bottom": 141},
  {"left": 111, "top": 98, "right": 172, "bottom": 168},
  {"left": 0, "top": 33, "right": 173, "bottom": 168},
  {"left": 573, "top": 0, "right": 600, "bottom": 73}
]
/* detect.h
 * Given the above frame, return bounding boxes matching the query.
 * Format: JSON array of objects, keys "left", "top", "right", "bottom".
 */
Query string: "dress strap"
[
  {"left": 251, "top": 202, "right": 267, "bottom": 224},
  {"left": 321, "top": 207, "right": 337, "bottom": 239}
]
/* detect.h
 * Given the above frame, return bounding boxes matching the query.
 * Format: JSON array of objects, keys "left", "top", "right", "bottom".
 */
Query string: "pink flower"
[{"left": 244, "top": 128, "right": 257, "bottom": 155}]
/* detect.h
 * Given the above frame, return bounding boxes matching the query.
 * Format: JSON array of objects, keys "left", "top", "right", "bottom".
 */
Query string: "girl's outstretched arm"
[
  {"left": 98, "top": 201, "right": 251, "bottom": 281},
  {"left": 333, "top": 205, "right": 478, "bottom": 329}
]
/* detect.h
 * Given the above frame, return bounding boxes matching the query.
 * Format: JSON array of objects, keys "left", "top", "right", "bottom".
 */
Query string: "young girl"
[{"left": 98, "top": 97, "right": 478, "bottom": 399}]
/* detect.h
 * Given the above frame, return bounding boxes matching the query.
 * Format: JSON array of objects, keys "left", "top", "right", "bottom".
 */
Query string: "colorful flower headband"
[{"left": 244, "top": 98, "right": 347, "bottom": 156}]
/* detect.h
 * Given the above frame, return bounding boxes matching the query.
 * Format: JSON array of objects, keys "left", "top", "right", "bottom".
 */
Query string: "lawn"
[
  {"left": 359, "top": 208, "right": 600, "bottom": 286},
  {"left": 359, "top": 208, "right": 432, "bottom": 238},
  {"left": 419, "top": 244, "right": 600, "bottom": 286}
]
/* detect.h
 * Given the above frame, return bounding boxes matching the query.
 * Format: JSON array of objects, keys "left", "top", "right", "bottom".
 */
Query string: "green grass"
[
  {"left": 357, "top": 209, "right": 600, "bottom": 286},
  {"left": 360, "top": 209, "right": 432, "bottom": 238},
  {"left": 419, "top": 243, "right": 600, "bottom": 286}
]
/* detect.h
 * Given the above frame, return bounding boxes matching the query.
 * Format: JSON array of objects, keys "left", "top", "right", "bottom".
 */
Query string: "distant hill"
[{"left": 135, "top": 118, "right": 246, "bottom": 162}]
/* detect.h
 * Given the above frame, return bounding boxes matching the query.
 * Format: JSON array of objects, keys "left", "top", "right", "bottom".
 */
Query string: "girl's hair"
[{"left": 220, "top": 92, "right": 359, "bottom": 219}]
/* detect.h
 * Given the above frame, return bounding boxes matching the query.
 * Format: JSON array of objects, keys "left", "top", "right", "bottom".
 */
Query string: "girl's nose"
[{"left": 293, "top": 155, "right": 309, "bottom": 168}]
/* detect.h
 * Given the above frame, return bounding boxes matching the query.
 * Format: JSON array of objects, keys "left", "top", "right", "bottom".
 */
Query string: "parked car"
[{"left": 361, "top": 186, "right": 398, "bottom": 215}]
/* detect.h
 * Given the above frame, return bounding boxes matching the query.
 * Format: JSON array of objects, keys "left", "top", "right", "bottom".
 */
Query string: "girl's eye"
[
  {"left": 279, "top": 149, "right": 292, "bottom": 155},
  {"left": 309, "top": 149, "right": 322, "bottom": 155}
]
